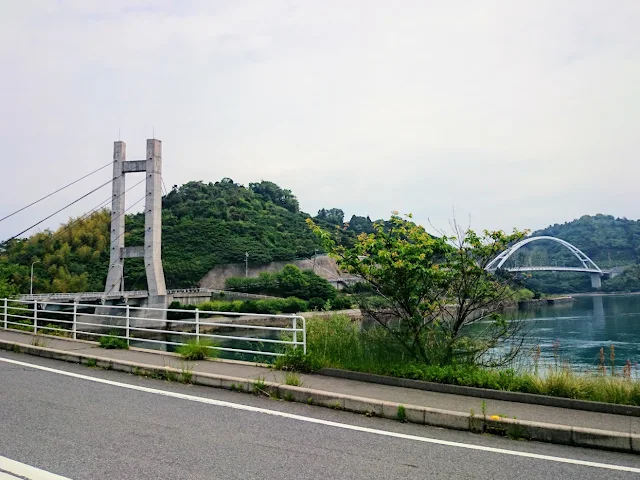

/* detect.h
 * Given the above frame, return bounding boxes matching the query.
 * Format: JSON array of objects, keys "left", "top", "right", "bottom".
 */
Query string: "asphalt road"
[{"left": 0, "top": 350, "right": 639, "bottom": 480}]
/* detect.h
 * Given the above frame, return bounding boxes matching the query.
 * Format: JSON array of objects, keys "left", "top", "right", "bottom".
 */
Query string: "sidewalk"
[{"left": 1, "top": 329, "right": 639, "bottom": 453}]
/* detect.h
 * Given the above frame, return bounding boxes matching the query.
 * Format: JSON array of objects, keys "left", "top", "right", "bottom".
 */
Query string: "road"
[{"left": 0, "top": 350, "right": 639, "bottom": 479}]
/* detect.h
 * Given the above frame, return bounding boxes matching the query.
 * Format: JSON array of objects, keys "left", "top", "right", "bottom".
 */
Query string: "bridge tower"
[{"left": 105, "top": 139, "right": 167, "bottom": 309}]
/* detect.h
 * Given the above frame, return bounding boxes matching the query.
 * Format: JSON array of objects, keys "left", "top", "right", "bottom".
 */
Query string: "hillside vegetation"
[
  {"left": 1, "top": 182, "right": 638, "bottom": 295},
  {"left": 0, "top": 179, "right": 369, "bottom": 293},
  {"left": 504, "top": 215, "right": 640, "bottom": 293}
]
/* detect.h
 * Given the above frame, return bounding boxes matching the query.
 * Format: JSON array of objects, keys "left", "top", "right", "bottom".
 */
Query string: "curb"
[
  {"left": 1, "top": 339, "right": 639, "bottom": 455},
  {"left": 318, "top": 368, "right": 640, "bottom": 417}
]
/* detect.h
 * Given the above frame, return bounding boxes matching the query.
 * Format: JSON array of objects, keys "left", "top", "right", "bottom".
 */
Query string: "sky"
[{"left": 1, "top": 0, "right": 639, "bottom": 240}]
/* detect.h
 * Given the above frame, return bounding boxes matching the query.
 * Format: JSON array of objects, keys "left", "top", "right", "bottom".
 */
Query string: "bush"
[
  {"left": 174, "top": 297, "right": 309, "bottom": 316},
  {"left": 274, "top": 348, "right": 322, "bottom": 373},
  {"left": 224, "top": 265, "right": 337, "bottom": 301},
  {"left": 330, "top": 296, "right": 353, "bottom": 310},
  {"left": 308, "top": 297, "right": 325, "bottom": 311},
  {"left": 99, "top": 331, "right": 129, "bottom": 350},
  {"left": 175, "top": 339, "right": 219, "bottom": 361}
]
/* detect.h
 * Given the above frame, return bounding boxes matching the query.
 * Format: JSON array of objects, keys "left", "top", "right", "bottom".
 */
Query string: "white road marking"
[
  {"left": 0, "top": 455, "right": 72, "bottom": 480},
  {"left": 1, "top": 357, "right": 639, "bottom": 474}
]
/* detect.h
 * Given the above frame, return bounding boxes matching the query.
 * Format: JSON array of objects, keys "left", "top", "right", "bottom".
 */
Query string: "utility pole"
[
  {"left": 245, "top": 252, "right": 249, "bottom": 278},
  {"left": 30, "top": 260, "right": 40, "bottom": 295}
]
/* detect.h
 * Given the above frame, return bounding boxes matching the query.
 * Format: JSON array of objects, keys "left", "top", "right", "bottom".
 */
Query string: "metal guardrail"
[
  {"left": 20, "top": 288, "right": 212, "bottom": 302},
  {"left": 1, "top": 298, "right": 306, "bottom": 357}
]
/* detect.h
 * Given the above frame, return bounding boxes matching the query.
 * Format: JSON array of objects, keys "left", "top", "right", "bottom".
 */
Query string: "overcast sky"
[{"left": 1, "top": 0, "right": 638, "bottom": 241}]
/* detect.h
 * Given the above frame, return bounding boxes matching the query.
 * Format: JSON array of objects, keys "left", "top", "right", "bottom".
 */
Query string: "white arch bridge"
[{"left": 485, "top": 236, "right": 607, "bottom": 288}]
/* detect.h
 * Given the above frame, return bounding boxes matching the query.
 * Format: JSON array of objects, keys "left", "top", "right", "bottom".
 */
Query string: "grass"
[
  {"left": 175, "top": 339, "right": 219, "bottom": 361},
  {"left": 180, "top": 362, "right": 194, "bottom": 384},
  {"left": 8, "top": 319, "right": 34, "bottom": 332},
  {"left": 277, "top": 314, "right": 640, "bottom": 407},
  {"left": 98, "top": 331, "right": 129, "bottom": 350},
  {"left": 253, "top": 376, "right": 267, "bottom": 394},
  {"left": 41, "top": 323, "right": 72, "bottom": 337},
  {"left": 284, "top": 371, "right": 303, "bottom": 386},
  {"left": 86, "top": 358, "right": 97, "bottom": 367},
  {"left": 397, "top": 405, "right": 407, "bottom": 423}
]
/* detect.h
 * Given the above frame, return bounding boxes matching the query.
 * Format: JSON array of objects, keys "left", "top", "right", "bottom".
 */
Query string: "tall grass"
[
  {"left": 297, "top": 314, "right": 640, "bottom": 406},
  {"left": 306, "top": 314, "right": 410, "bottom": 373}
]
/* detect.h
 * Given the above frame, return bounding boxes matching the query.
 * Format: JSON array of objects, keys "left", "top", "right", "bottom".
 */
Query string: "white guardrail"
[{"left": 1, "top": 298, "right": 306, "bottom": 357}]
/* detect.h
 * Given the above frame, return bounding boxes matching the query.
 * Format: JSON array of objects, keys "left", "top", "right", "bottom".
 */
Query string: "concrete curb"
[
  {"left": 1, "top": 339, "right": 639, "bottom": 455},
  {"left": 318, "top": 368, "right": 640, "bottom": 417}
]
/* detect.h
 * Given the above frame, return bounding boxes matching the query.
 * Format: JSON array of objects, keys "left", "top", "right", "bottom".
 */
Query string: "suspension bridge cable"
[
  {"left": 49, "top": 178, "right": 146, "bottom": 242},
  {"left": 0, "top": 161, "right": 112, "bottom": 224},
  {"left": 3, "top": 179, "right": 111, "bottom": 242}
]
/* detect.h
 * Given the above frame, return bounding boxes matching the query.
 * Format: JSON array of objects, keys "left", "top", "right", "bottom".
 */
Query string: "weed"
[
  {"left": 397, "top": 405, "right": 407, "bottom": 423},
  {"left": 285, "top": 371, "right": 303, "bottom": 387},
  {"left": 507, "top": 424, "right": 527, "bottom": 441},
  {"left": 86, "top": 358, "right": 97, "bottom": 367},
  {"left": 284, "top": 392, "right": 294, "bottom": 402},
  {"left": 274, "top": 348, "right": 322, "bottom": 373},
  {"left": 165, "top": 369, "right": 179, "bottom": 382},
  {"left": 253, "top": 376, "right": 267, "bottom": 395},
  {"left": 610, "top": 344, "right": 616, "bottom": 377},
  {"left": 175, "top": 340, "right": 219, "bottom": 361},
  {"left": 307, "top": 397, "right": 314, "bottom": 405},
  {"left": 98, "top": 331, "right": 129, "bottom": 350},
  {"left": 8, "top": 319, "right": 34, "bottom": 332},
  {"left": 133, "top": 367, "right": 142, "bottom": 376},
  {"left": 180, "top": 362, "right": 194, "bottom": 384},
  {"left": 470, "top": 408, "right": 475, "bottom": 418},
  {"left": 329, "top": 401, "right": 343, "bottom": 410},
  {"left": 481, "top": 400, "right": 487, "bottom": 419},
  {"left": 11, "top": 344, "right": 21, "bottom": 353},
  {"left": 42, "top": 323, "right": 71, "bottom": 337}
]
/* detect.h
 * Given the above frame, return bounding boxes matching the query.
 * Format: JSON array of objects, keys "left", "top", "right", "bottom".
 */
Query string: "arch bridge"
[{"left": 486, "top": 236, "right": 605, "bottom": 288}]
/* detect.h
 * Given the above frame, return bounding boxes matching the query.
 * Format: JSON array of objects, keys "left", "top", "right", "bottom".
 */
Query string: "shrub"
[
  {"left": 175, "top": 339, "right": 219, "bottom": 361},
  {"left": 99, "top": 331, "right": 129, "bottom": 350},
  {"left": 274, "top": 348, "right": 322, "bottom": 373},
  {"left": 308, "top": 297, "right": 325, "bottom": 311},
  {"left": 330, "top": 296, "right": 353, "bottom": 310}
]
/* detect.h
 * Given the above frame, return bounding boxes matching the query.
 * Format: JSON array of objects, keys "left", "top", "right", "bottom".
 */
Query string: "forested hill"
[
  {"left": 511, "top": 215, "right": 640, "bottom": 294},
  {"left": 0, "top": 179, "right": 376, "bottom": 293},
  {"left": 2, "top": 181, "right": 638, "bottom": 296},
  {"left": 531, "top": 214, "right": 640, "bottom": 267}
]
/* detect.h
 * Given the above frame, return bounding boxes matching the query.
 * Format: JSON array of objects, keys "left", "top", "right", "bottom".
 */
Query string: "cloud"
[{"left": 0, "top": 0, "right": 639, "bottom": 240}]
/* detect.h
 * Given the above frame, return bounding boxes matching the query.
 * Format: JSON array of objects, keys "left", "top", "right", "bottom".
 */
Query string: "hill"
[
  {"left": 0, "top": 179, "right": 367, "bottom": 293},
  {"left": 503, "top": 215, "right": 640, "bottom": 293},
  {"left": 2, "top": 184, "right": 639, "bottom": 295}
]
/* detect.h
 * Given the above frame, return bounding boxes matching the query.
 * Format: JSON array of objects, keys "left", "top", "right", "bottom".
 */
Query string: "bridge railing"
[{"left": 1, "top": 298, "right": 306, "bottom": 358}]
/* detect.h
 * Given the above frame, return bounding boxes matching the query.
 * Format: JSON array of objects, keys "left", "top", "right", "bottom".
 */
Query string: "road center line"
[
  {"left": 0, "top": 455, "right": 72, "bottom": 480},
  {"left": 1, "top": 356, "right": 639, "bottom": 474}
]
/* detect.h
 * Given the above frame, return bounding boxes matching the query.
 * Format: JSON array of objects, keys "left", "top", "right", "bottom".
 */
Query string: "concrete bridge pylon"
[{"left": 105, "top": 139, "right": 167, "bottom": 313}]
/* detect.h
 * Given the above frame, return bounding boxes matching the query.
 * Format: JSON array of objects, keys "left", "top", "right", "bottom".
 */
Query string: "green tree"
[
  {"left": 0, "top": 278, "right": 17, "bottom": 298},
  {"left": 316, "top": 208, "right": 345, "bottom": 225},
  {"left": 308, "top": 213, "right": 526, "bottom": 365},
  {"left": 249, "top": 180, "right": 299, "bottom": 213}
]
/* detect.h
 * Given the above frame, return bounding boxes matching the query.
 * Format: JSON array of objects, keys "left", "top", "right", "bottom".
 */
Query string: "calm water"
[{"left": 507, "top": 294, "right": 640, "bottom": 372}]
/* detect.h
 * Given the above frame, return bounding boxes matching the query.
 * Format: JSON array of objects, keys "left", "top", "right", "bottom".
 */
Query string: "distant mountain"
[
  {"left": 504, "top": 215, "right": 640, "bottom": 294},
  {"left": 532, "top": 214, "right": 640, "bottom": 267}
]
